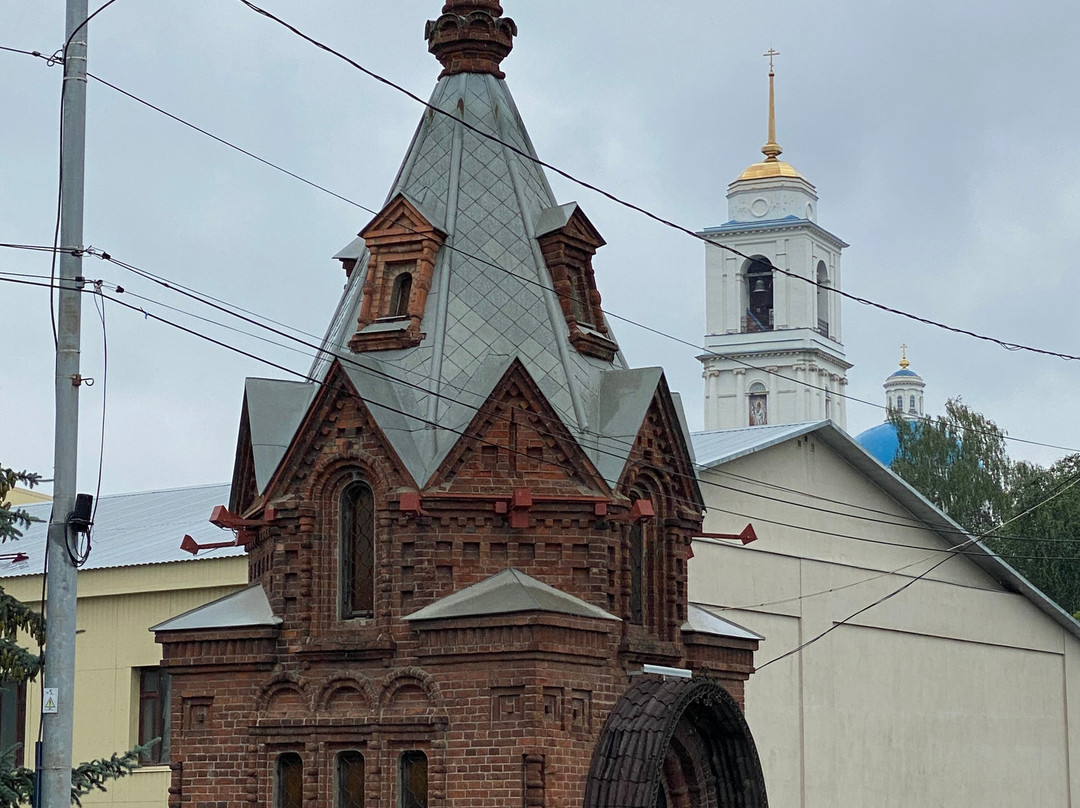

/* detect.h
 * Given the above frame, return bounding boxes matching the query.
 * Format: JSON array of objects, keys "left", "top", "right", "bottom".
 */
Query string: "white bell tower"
[{"left": 699, "top": 53, "right": 851, "bottom": 430}]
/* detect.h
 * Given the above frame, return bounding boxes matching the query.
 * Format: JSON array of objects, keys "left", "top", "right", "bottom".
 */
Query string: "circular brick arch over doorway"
[{"left": 583, "top": 676, "right": 769, "bottom": 808}]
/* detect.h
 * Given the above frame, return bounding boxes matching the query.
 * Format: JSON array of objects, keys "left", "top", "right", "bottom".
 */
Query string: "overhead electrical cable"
[
  {"left": 232, "top": 0, "right": 1080, "bottom": 366},
  {"left": 755, "top": 469, "right": 1080, "bottom": 669},
  {"left": 4, "top": 49, "right": 1078, "bottom": 453}
]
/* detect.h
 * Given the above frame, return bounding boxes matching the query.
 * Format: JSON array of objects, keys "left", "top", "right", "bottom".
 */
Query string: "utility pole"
[{"left": 41, "top": 0, "right": 89, "bottom": 804}]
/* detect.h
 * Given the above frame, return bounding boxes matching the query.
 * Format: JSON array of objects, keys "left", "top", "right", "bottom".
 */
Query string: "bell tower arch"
[{"left": 700, "top": 56, "right": 851, "bottom": 430}]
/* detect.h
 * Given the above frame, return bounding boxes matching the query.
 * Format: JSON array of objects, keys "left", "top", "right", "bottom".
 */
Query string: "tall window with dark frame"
[
  {"left": 399, "top": 751, "right": 428, "bottom": 808},
  {"left": 336, "top": 751, "right": 365, "bottom": 808},
  {"left": 341, "top": 481, "right": 375, "bottom": 618},
  {"left": 629, "top": 522, "right": 644, "bottom": 625},
  {"left": 276, "top": 752, "right": 303, "bottom": 808},
  {"left": 137, "top": 667, "right": 168, "bottom": 764},
  {"left": 0, "top": 681, "right": 25, "bottom": 766}
]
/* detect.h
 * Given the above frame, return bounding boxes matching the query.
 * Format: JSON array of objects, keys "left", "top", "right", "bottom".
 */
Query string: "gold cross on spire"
[
  {"left": 761, "top": 48, "right": 782, "bottom": 161},
  {"left": 763, "top": 47, "right": 780, "bottom": 75},
  {"left": 899, "top": 343, "right": 910, "bottom": 369}
]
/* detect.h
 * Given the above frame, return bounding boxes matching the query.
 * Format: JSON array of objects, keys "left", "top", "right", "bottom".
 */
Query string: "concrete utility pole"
[{"left": 41, "top": 0, "right": 89, "bottom": 805}]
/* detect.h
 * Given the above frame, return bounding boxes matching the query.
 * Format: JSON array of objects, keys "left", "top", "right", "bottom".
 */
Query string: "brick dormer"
[
  {"left": 349, "top": 194, "right": 447, "bottom": 353},
  {"left": 536, "top": 203, "right": 619, "bottom": 362}
]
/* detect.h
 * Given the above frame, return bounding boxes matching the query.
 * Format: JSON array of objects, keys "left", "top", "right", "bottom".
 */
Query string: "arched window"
[
  {"left": 629, "top": 521, "right": 644, "bottom": 625},
  {"left": 569, "top": 268, "right": 593, "bottom": 327},
  {"left": 748, "top": 382, "right": 768, "bottom": 426},
  {"left": 743, "top": 256, "right": 774, "bottom": 333},
  {"left": 897, "top": 396, "right": 903, "bottom": 411},
  {"left": 341, "top": 481, "right": 375, "bottom": 618},
  {"left": 336, "top": 751, "right": 365, "bottom": 808},
  {"left": 909, "top": 395, "right": 916, "bottom": 413},
  {"left": 276, "top": 753, "right": 303, "bottom": 808},
  {"left": 816, "top": 261, "right": 829, "bottom": 336},
  {"left": 388, "top": 271, "right": 413, "bottom": 318},
  {"left": 399, "top": 751, "right": 428, "bottom": 808}
]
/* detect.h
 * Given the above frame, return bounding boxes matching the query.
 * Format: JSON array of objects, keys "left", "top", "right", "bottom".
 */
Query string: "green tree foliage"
[
  {"left": 0, "top": 465, "right": 148, "bottom": 807},
  {"left": 889, "top": 400, "right": 1080, "bottom": 616},
  {"left": 890, "top": 398, "right": 1012, "bottom": 537},
  {"left": 994, "top": 456, "right": 1080, "bottom": 616}
]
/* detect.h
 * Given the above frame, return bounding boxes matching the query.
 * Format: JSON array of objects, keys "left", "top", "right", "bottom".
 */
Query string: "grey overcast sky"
[{"left": 3, "top": 1, "right": 1080, "bottom": 495}]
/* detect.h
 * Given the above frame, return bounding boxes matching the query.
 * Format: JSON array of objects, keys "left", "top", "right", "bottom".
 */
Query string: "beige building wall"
[
  {"left": 690, "top": 434, "right": 1079, "bottom": 807},
  {"left": 6, "top": 487, "right": 51, "bottom": 506},
  {"left": 5, "top": 557, "right": 247, "bottom": 808}
]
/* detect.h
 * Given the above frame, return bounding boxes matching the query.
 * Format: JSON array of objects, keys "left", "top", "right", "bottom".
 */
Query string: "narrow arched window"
[
  {"left": 336, "top": 751, "right": 365, "bottom": 808},
  {"left": 909, "top": 395, "right": 916, "bottom": 412},
  {"left": 399, "top": 751, "right": 428, "bottom": 808},
  {"left": 897, "top": 396, "right": 903, "bottom": 411},
  {"left": 816, "top": 261, "right": 829, "bottom": 336},
  {"left": 388, "top": 272, "right": 413, "bottom": 318},
  {"left": 276, "top": 752, "right": 303, "bottom": 808},
  {"left": 748, "top": 382, "right": 768, "bottom": 426},
  {"left": 629, "top": 521, "right": 644, "bottom": 625},
  {"left": 341, "top": 481, "right": 375, "bottom": 618},
  {"left": 744, "top": 256, "right": 774, "bottom": 333},
  {"left": 569, "top": 267, "right": 592, "bottom": 327}
]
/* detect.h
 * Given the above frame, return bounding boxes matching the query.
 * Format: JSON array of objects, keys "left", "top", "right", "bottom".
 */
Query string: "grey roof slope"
[
  {"left": 237, "top": 63, "right": 683, "bottom": 493},
  {"left": 150, "top": 582, "right": 279, "bottom": 632},
  {"left": 1, "top": 483, "right": 242, "bottom": 578},
  {"left": 683, "top": 603, "right": 764, "bottom": 641},
  {"left": 245, "top": 378, "right": 316, "bottom": 493},
  {"left": 403, "top": 568, "right": 619, "bottom": 622},
  {"left": 310, "top": 70, "right": 632, "bottom": 485},
  {"left": 691, "top": 421, "right": 1080, "bottom": 642}
]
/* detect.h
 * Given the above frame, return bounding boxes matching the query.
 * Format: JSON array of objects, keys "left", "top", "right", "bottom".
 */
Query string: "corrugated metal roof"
[
  {"left": 691, "top": 421, "right": 828, "bottom": 468},
  {"left": 1, "top": 483, "right": 243, "bottom": 578}
]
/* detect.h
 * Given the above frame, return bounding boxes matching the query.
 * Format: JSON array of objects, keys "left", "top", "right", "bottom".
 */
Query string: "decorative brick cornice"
[{"left": 426, "top": 2, "right": 517, "bottom": 79}]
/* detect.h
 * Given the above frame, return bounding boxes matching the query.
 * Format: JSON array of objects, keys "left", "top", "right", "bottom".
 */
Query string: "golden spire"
[
  {"left": 762, "top": 48, "right": 782, "bottom": 162},
  {"left": 899, "top": 343, "right": 910, "bottom": 369}
]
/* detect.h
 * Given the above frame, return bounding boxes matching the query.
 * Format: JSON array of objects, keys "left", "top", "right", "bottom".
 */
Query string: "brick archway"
[{"left": 583, "top": 677, "right": 768, "bottom": 808}]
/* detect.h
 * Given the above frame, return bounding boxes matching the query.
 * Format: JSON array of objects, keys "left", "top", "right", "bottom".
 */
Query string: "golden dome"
[
  {"left": 737, "top": 158, "right": 804, "bottom": 181},
  {"left": 734, "top": 53, "right": 806, "bottom": 183}
]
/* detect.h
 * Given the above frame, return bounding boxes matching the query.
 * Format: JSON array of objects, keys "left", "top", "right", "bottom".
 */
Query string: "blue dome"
[
  {"left": 855, "top": 422, "right": 899, "bottom": 466},
  {"left": 888, "top": 369, "right": 920, "bottom": 378}
]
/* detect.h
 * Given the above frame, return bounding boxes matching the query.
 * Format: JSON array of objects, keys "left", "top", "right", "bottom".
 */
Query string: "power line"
[
  {"left": 8, "top": 246, "right": 1078, "bottom": 550},
  {"left": 755, "top": 469, "right": 1080, "bottom": 669},
  {"left": 5, "top": 49, "right": 1078, "bottom": 455},
  {"left": 10, "top": 271, "right": 1080, "bottom": 564},
  {"left": 7, "top": 244, "right": 1080, "bottom": 551},
  {"left": 234, "top": 0, "right": 1080, "bottom": 366}
]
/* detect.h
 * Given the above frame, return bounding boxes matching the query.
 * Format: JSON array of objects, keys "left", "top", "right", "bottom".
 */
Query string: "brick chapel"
[{"left": 154, "top": 3, "right": 770, "bottom": 806}]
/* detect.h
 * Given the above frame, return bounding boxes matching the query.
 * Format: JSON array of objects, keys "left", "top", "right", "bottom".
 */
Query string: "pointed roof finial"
[
  {"left": 762, "top": 48, "right": 782, "bottom": 162},
  {"left": 427, "top": 0, "right": 517, "bottom": 79},
  {"left": 899, "top": 343, "right": 910, "bottom": 369}
]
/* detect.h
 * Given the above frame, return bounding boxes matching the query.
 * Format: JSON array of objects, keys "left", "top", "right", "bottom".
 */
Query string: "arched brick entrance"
[{"left": 583, "top": 676, "right": 768, "bottom": 808}]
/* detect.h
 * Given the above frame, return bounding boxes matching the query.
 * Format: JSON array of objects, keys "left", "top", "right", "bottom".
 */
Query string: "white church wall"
[{"left": 689, "top": 436, "right": 1080, "bottom": 806}]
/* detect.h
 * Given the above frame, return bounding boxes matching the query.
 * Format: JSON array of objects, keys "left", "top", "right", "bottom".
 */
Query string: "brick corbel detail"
[
  {"left": 537, "top": 209, "right": 619, "bottom": 362},
  {"left": 349, "top": 194, "right": 446, "bottom": 353}
]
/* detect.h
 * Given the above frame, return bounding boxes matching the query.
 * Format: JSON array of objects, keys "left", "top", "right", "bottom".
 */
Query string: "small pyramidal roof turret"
[{"left": 734, "top": 50, "right": 808, "bottom": 184}]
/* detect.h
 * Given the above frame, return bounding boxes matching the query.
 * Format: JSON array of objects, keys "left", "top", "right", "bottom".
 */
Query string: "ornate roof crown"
[{"left": 426, "top": 0, "right": 517, "bottom": 79}]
